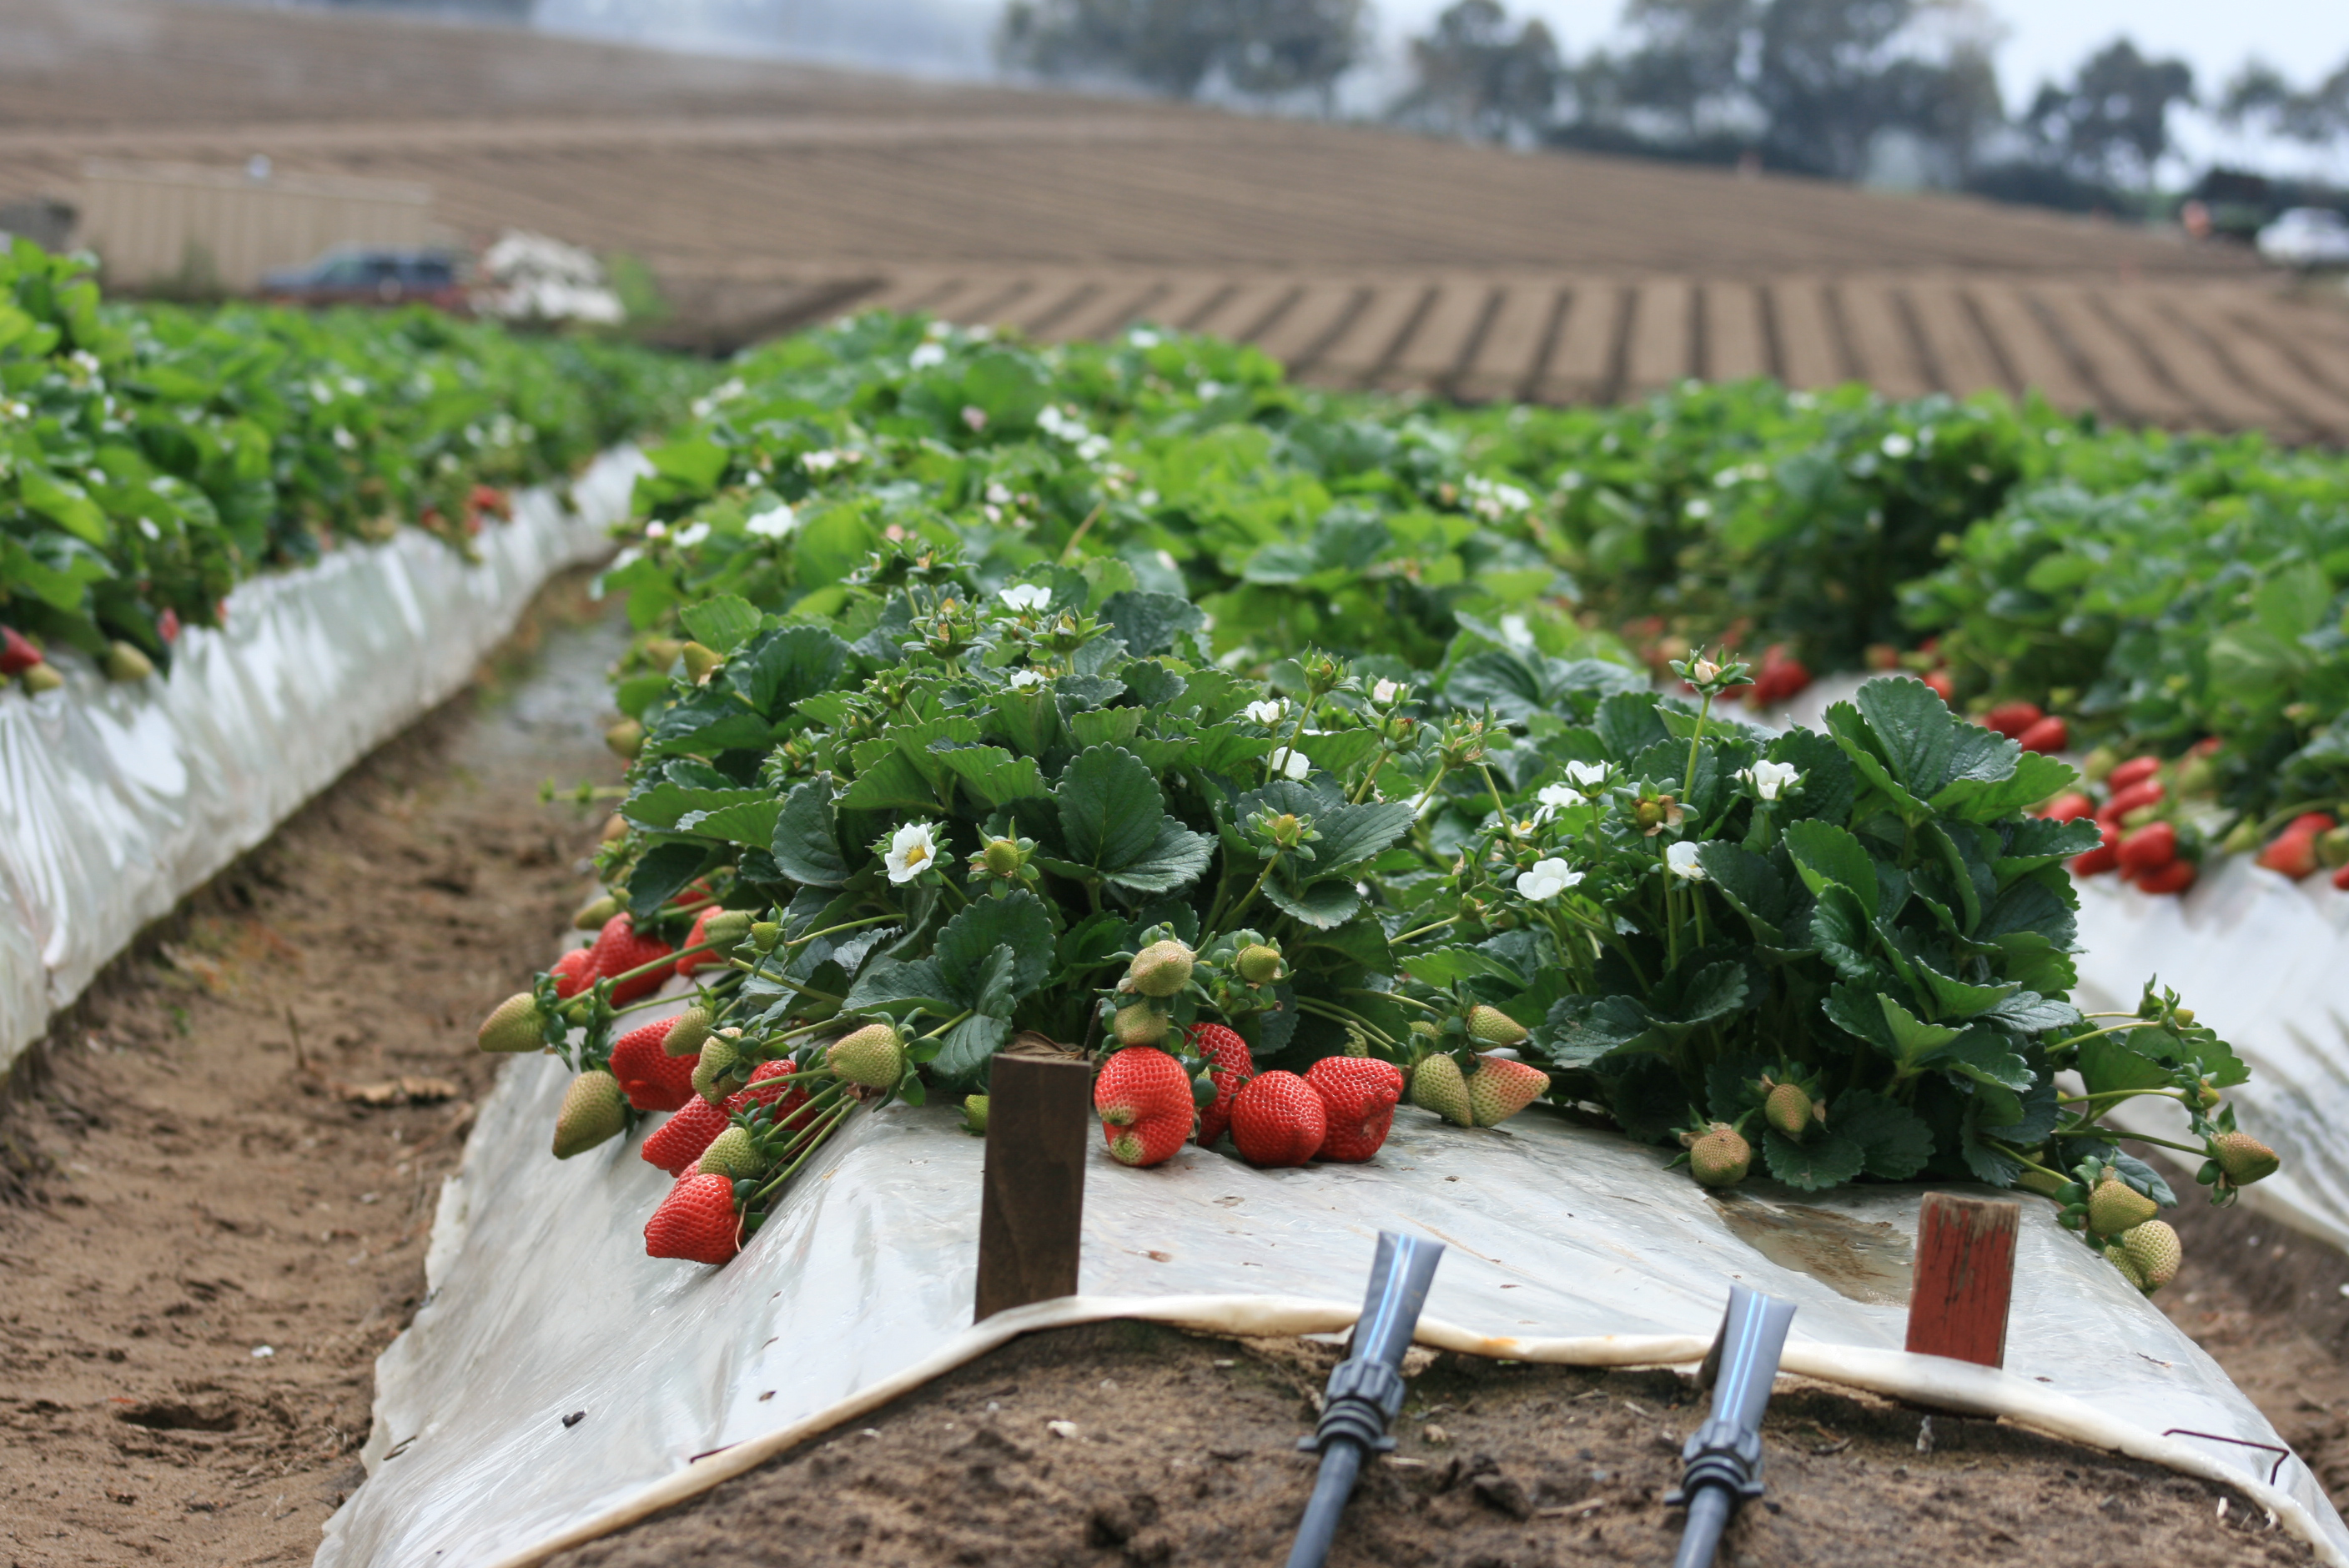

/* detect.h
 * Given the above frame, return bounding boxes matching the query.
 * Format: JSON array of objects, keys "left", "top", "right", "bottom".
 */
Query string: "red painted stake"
[{"left": 1906, "top": 1192, "right": 2020, "bottom": 1367}]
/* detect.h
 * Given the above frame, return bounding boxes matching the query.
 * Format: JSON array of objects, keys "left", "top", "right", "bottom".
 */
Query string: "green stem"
[
  {"left": 1391, "top": 915, "right": 1460, "bottom": 944},
  {"left": 1267, "top": 701, "right": 1312, "bottom": 787},
  {"left": 1056, "top": 500, "right": 1109, "bottom": 565},
  {"left": 2059, "top": 1087, "right": 2187, "bottom": 1108},
  {"left": 785, "top": 914, "right": 900, "bottom": 948},
  {"left": 1294, "top": 997, "right": 1403, "bottom": 1051},
  {"left": 747, "top": 1101, "right": 856, "bottom": 1207},
  {"left": 1215, "top": 855, "right": 1281, "bottom": 937},
  {"left": 919, "top": 1008, "right": 974, "bottom": 1041},
  {"left": 1478, "top": 763, "right": 1521, "bottom": 844},
  {"left": 1350, "top": 751, "right": 1391, "bottom": 806},
  {"left": 1682, "top": 689, "right": 1713, "bottom": 799}
]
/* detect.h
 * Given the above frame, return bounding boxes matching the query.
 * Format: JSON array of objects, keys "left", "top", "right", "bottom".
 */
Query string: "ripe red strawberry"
[
  {"left": 2015, "top": 715, "right": 2067, "bottom": 753},
  {"left": 2334, "top": 863, "right": 2349, "bottom": 892},
  {"left": 0, "top": 626, "right": 43, "bottom": 676},
  {"left": 2104, "top": 779, "right": 2164, "bottom": 819},
  {"left": 727, "top": 1059, "right": 810, "bottom": 1131},
  {"left": 2259, "top": 830, "right": 2322, "bottom": 881},
  {"left": 2286, "top": 812, "right": 2338, "bottom": 837},
  {"left": 2039, "top": 792, "right": 2095, "bottom": 822},
  {"left": 2116, "top": 821, "right": 2177, "bottom": 879},
  {"left": 641, "top": 1094, "right": 732, "bottom": 1177},
  {"left": 609, "top": 1019, "right": 698, "bottom": 1112},
  {"left": 1187, "top": 1023, "right": 1255, "bottom": 1148},
  {"left": 2135, "top": 859, "right": 2196, "bottom": 896},
  {"left": 2106, "top": 756, "right": 2160, "bottom": 792},
  {"left": 1920, "top": 670, "right": 1954, "bottom": 703},
  {"left": 551, "top": 946, "right": 596, "bottom": 998},
  {"left": 1230, "top": 1070, "right": 1327, "bottom": 1168},
  {"left": 2070, "top": 821, "right": 2120, "bottom": 877},
  {"left": 645, "top": 1172, "right": 741, "bottom": 1264},
  {"left": 1094, "top": 1047, "right": 1193, "bottom": 1168},
  {"left": 1305, "top": 1057, "right": 1403, "bottom": 1163},
  {"left": 1467, "top": 1057, "right": 1550, "bottom": 1127},
  {"left": 589, "top": 914, "right": 675, "bottom": 1004},
  {"left": 1981, "top": 701, "right": 2043, "bottom": 738},
  {"left": 675, "top": 907, "right": 727, "bottom": 977}
]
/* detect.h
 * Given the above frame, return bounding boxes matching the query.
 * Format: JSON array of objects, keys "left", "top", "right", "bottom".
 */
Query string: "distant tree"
[
  {"left": 2219, "top": 57, "right": 2349, "bottom": 148},
  {"left": 2023, "top": 38, "right": 2196, "bottom": 192},
  {"left": 1391, "top": 0, "right": 1564, "bottom": 143},
  {"left": 1568, "top": 0, "right": 2004, "bottom": 181},
  {"left": 998, "top": 0, "right": 1367, "bottom": 108}
]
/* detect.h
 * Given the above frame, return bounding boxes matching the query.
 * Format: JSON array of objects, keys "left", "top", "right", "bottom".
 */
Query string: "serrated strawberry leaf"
[
  {"left": 769, "top": 781, "right": 850, "bottom": 887},
  {"left": 1830, "top": 1091, "right": 1933, "bottom": 1179},
  {"left": 1762, "top": 1128, "right": 1865, "bottom": 1190}
]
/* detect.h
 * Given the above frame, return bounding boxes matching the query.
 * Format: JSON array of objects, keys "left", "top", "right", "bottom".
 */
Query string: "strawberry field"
[{"left": 492, "top": 309, "right": 2348, "bottom": 1309}]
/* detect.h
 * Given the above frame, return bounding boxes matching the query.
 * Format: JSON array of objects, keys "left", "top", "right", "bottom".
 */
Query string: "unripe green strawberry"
[
  {"left": 693, "top": 1032, "right": 743, "bottom": 1101},
  {"left": 2087, "top": 1174, "right": 2159, "bottom": 1238},
  {"left": 963, "top": 1094, "right": 989, "bottom": 1135},
  {"left": 1410, "top": 1055, "right": 1473, "bottom": 1127},
  {"left": 103, "top": 640, "right": 155, "bottom": 682},
  {"left": 1235, "top": 944, "right": 1285, "bottom": 984},
  {"left": 699, "top": 909, "right": 753, "bottom": 949},
  {"left": 2102, "top": 1243, "right": 2147, "bottom": 1291},
  {"left": 551, "top": 1070, "right": 627, "bottom": 1158},
  {"left": 2014, "top": 1167, "right": 2067, "bottom": 1198},
  {"left": 1113, "top": 1002, "right": 1169, "bottom": 1048},
  {"left": 979, "top": 837, "right": 1026, "bottom": 877},
  {"left": 1467, "top": 1056, "right": 1549, "bottom": 1127},
  {"left": 1763, "top": 1082, "right": 1814, "bottom": 1142},
  {"left": 1128, "top": 940, "right": 1195, "bottom": 998},
  {"left": 680, "top": 641, "right": 723, "bottom": 684},
  {"left": 605, "top": 718, "right": 644, "bottom": 759},
  {"left": 663, "top": 1005, "right": 714, "bottom": 1058},
  {"left": 827, "top": 1023, "right": 907, "bottom": 1088},
  {"left": 1688, "top": 1123, "right": 1751, "bottom": 1189},
  {"left": 750, "top": 921, "right": 781, "bottom": 952},
  {"left": 573, "top": 893, "right": 621, "bottom": 931},
  {"left": 1465, "top": 1005, "right": 1528, "bottom": 1047},
  {"left": 477, "top": 993, "right": 546, "bottom": 1053},
  {"left": 2120, "top": 1220, "right": 2181, "bottom": 1292},
  {"left": 697, "top": 1125, "right": 766, "bottom": 1179},
  {"left": 2211, "top": 1132, "right": 2280, "bottom": 1186},
  {"left": 20, "top": 662, "right": 63, "bottom": 694}
]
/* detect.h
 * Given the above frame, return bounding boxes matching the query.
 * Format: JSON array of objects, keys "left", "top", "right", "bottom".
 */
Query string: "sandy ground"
[{"left": 0, "top": 575, "right": 622, "bottom": 1567}]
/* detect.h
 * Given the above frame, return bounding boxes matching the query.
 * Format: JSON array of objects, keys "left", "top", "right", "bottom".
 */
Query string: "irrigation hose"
[{"left": 1667, "top": 1284, "right": 1798, "bottom": 1568}]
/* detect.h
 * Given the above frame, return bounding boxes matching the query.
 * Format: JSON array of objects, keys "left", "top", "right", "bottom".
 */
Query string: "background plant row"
[{"left": 0, "top": 239, "right": 707, "bottom": 668}]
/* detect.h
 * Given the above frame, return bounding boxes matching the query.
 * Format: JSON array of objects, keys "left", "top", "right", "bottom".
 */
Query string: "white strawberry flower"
[
  {"left": 672, "top": 521, "right": 711, "bottom": 550},
  {"left": 908, "top": 342, "right": 948, "bottom": 369},
  {"left": 1666, "top": 841, "right": 1707, "bottom": 880},
  {"left": 998, "top": 583, "right": 1052, "bottom": 613},
  {"left": 746, "top": 503, "right": 796, "bottom": 540},
  {"left": 1517, "top": 857, "right": 1583, "bottom": 901},
  {"left": 1740, "top": 760, "right": 1801, "bottom": 801},
  {"left": 1533, "top": 782, "right": 1584, "bottom": 820},
  {"left": 1245, "top": 698, "right": 1286, "bottom": 726},
  {"left": 1372, "top": 678, "right": 1401, "bottom": 704},
  {"left": 884, "top": 822, "right": 942, "bottom": 884},
  {"left": 1007, "top": 669, "right": 1044, "bottom": 689},
  {"left": 1564, "top": 761, "right": 1608, "bottom": 789},
  {"left": 960, "top": 405, "right": 988, "bottom": 432},
  {"left": 1270, "top": 747, "right": 1310, "bottom": 781}
]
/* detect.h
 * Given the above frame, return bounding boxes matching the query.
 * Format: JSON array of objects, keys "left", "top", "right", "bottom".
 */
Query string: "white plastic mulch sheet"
[
  {"left": 1760, "top": 674, "right": 2349, "bottom": 1250},
  {"left": 0, "top": 449, "right": 646, "bottom": 1074},
  {"left": 317, "top": 988, "right": 2348, "bottom": 1568}
]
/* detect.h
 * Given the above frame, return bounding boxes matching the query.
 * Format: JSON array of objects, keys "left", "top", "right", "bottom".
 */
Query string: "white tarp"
[
  {"left": 316, "top": 976, "right": 2349, "bottom": 1568},
  {"left": 0, "top": 448, "right": 648, "bottom": 1075}
]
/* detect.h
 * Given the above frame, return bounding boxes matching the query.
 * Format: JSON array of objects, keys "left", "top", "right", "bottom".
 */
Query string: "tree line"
[{"left": 996, "top": 0, "right": 2349, "bottom": 217}]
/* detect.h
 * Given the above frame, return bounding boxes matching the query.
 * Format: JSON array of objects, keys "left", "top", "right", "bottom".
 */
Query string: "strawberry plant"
[{"left": 0, "top": 238, "right": 705, "bottom": 685}]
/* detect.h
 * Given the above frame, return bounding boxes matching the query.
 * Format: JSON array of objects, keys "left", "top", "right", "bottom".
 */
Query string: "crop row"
[{"left": 0, "top": 239, "right": 706, "bottom": 686}]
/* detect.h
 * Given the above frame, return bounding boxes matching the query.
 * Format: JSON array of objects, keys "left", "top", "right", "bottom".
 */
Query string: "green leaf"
[
  {"left": 1912, "top": 957, "right": 2019, "bottom": 1022},
  {"left": 1931, "top": 751, "right": 2078, "bottom": 822},
  {"left": 1831, "top": 1091, "right": 1932, "bottom": 1179},
  {"left": 646, "top": 434, "right": 730, "bottom": 490},
  {"left": 677, "top": 797, "right": 783, "bottom": 847},
  {"left": 1782, "top": 819, "right": 1879, "bottom": 917},
  {"left": 1100, "top": 591, "right": 1205, "bottom": 656},
  {"left": 1538, "top": 994, "right": 1656, "bottom": 1066},
  {"left": 626, "top": 841, "right": 713, "bottom": 917},
  {"left": 730, "top": 626, "right": 852, "bottom": 714},
  {"left": 622, "top": 781, "right": 767, "bottom": 832},
  {"left": 1695, "top": 842, "right": 1792, "bottom": 928},
  {"left": 1066, "top": 706, "right": 1146, "bottom": 750},
  {"left": 1108, "top": 818, "right": 1214, "bottom": 894},
  {"left": 1821, "top": 701, "right": 1932, "bottom": 821},
  {"left": 930, "top": 1011, "right": 1013, "bottom": 1083},
  {"left": 836, "top": 746, "right": 938, "bottom": 813},
  {"left": 1850, "top": 676, "right": 1962, "bottom": 797},
  {"left": 843, "top": 957, "right": 956, "bottom": 1014},
  {"left": 1762, "top": 1128, "right": 1865, "bottom": 1190},
  {"left": 19, "top": 467, "right": 111, "bottom": 546},
  {"left": 931, "top": 744, "right": 1049, "bottom": 810},
  {"left": 1809, "top": 887, "right": 1889, "bottom": 986},
  {"left": 1265, "top": 876, "right": 1362, "bottom": 929},
  {"left": 681, "top": 594, "right": 762, "bottom": 654},
  {"left": 769, "top": 781, "right": 849, "bottom": 887},
  {"left": 1056, "top": 745, "right": 1164, "bottom": 872},
  {"left": 1592, "top": 691, "right": 1669, "bottom": 759},
  {"left": 1935, "top": 1030, "right": 2035, "bottom": 1093},
  {"left": 933, "top": 889, "right": 1055, "bottom": 1003},
  {"left": 1309, "top": 799, "right": 1418, "bottom": 872},
  {"left": 1403, "top": 947, "right": 1527, "bottom": 989}
]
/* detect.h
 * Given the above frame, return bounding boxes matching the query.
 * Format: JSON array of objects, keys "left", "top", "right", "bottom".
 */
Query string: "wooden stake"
[
  {"left": 1906, "top": 1192, "right": 2020, "bottom": 1367},
  {"left": 973, "top": 1052, "right": 1092, "bottom": 1323}
]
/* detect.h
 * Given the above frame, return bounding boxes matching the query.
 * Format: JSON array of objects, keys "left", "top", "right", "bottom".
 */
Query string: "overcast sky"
[{"left": 1375, "top": 0, "right": 2349, "bottom": 176}]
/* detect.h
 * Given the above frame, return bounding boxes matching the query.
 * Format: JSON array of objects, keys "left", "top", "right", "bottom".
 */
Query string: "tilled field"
[
  {"left": 0, "top": 577, "right": 622, "bottom": 1568},
  {"left": 9, "top": 0, "right": 2349, "bottom": 437}
]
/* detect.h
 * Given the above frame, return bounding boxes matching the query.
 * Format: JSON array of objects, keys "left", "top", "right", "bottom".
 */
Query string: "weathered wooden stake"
[
  {"left": 1905, "top": 1191, "right": 2020, "bottom": 1367},
  {"left": 973, "top": 1052, "right": 1092, "bottom": 1323}
]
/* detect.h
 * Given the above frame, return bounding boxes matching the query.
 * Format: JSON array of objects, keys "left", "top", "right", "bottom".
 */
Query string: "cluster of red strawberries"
[
  {"left": 2046, "top": 756, "right": 2196, "bottom": 895},
  {"left": 1722, "top": 643, "right": 1813, "bottom": 709},
  {"left": 2253, "top": 811, "right": 2349, "bottom": 891},
  {"left": 1093, "top": 1023, "right": 1411, "bottom": 1170},
  {"left": 1973, "top": 700, "right": 2069, "bottom": 756}
]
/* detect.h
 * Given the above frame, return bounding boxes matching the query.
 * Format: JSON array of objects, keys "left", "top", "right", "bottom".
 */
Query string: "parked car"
[
  {"left": 2256, "top": 207, "right": 2349, "bottom": 269},
  {"left": 258, "top": 247, "right": 469, "bottom": 308}
]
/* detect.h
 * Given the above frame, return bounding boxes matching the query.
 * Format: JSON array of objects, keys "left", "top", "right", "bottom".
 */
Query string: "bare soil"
[
  {"left": 550, "top": 1319, "right": 2310, "bottom": 1568},
  {"left": 0, "top": 575, "right": 622, "bottom": 1568}
]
